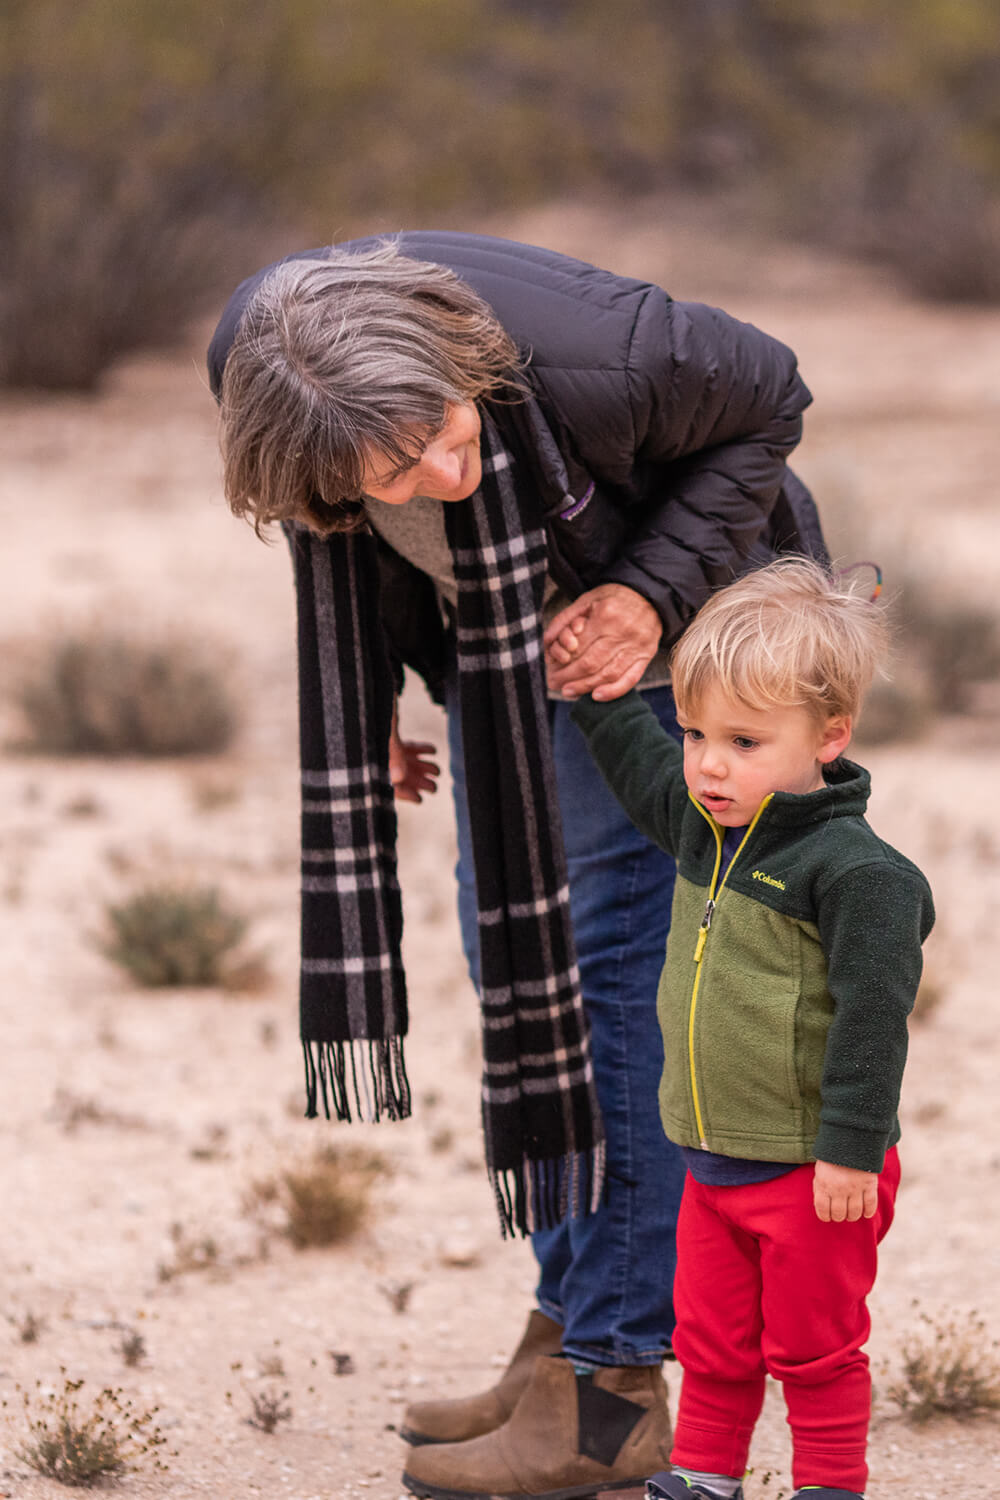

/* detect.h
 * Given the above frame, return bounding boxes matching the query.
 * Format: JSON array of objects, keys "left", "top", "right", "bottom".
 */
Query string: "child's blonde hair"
[{"left": 670, "top": 557, "right": 888, "bottom": 724}]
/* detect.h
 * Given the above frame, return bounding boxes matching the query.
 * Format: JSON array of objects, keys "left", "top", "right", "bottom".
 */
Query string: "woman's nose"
[{"left": 420, "top": 438, "right": 460, "bottom": 487}]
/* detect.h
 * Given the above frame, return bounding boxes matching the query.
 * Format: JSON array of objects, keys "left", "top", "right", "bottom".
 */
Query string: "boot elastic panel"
[{"left": 576, "top": 1374, "right": 647, "bottom": 1466}]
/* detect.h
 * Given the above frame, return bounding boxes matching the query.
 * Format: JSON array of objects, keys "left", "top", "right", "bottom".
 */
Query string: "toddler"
[{"left": 570, "top": 557, "right": 935, "bottom": 1500}]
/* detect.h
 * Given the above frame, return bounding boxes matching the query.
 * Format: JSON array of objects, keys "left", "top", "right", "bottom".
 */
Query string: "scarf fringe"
[
  {"left": 490, "top": 1142, "right": 607, "bottom": 1239},
  {"left": 303, "top": 1038, "right": 411, "bottom": 1123}
]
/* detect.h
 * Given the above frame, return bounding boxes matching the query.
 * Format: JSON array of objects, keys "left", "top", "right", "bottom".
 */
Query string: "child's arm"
[
  {"left": 813, "top": 857, "right": 935, "bottom": 1197},
  {"left": 570, "top": 691, "right": 685, "bottom": 854}
]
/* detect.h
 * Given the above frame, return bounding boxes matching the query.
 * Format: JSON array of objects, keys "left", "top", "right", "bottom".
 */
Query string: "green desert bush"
[
  {"left": 12, "top": 626, "right": 239, "bottom": 757},
  {"left": 11, "top": 1373, "right": 167, "bottom": 1485},
  {"left": 97, "top": 882, "right": 249, "bottom": 988},
  {"left": 885, "top": 1308, "right": 1000, "bottom": 1424}
]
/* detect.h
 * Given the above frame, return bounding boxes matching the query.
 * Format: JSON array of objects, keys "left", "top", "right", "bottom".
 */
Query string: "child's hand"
[
  {"left": 545, "top": 611, "right": 588, "bottom": 668},
  {"left": 813, "top": 1160, "right": 878, "bottom": 1222},
  {"left": 543, "top": 584, "right": 662, "bottom": 700}
]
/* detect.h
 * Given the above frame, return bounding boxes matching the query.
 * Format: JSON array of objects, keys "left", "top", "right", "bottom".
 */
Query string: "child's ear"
[{"left": 818, "top": 715, "right": 852, "bottom": 764}]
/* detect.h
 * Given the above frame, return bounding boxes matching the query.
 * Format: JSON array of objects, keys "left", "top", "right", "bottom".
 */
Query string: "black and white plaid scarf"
[{"left": 288, "top": 416, "right": 605, "bottom": 1237}]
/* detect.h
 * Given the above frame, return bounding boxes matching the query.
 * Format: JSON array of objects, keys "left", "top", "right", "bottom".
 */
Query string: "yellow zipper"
[{"left": 686, "top": 794, "right": 773, "bottom": 1148}]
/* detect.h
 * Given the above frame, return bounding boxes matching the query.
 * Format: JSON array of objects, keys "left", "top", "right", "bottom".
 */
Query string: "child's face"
[{"left": 679, "top": 682, "right": 852, "bottom": 828}]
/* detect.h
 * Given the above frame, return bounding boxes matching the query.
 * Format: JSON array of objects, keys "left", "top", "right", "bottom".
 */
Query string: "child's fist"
[{"left": 813, "top": 1160, "right": 878, "bottom": 1222}]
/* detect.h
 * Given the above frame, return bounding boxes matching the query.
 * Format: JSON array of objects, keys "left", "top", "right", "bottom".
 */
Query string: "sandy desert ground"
[{"left": 1, "top": 199, "right": 999, "bottom": 1499}]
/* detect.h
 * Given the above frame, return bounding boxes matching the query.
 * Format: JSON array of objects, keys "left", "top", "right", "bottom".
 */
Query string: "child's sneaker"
[{"left": 645, "top": 1473, "right": 745, "bottom": 1500}]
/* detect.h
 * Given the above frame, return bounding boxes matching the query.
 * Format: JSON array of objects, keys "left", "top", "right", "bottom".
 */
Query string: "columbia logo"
[{"left": 752, "top": 869, "right": 786, "bottom": 890}]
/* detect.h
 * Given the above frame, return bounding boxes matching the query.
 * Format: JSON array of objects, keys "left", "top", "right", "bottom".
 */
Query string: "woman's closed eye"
[{"left": 372, "top": 457, "right": 419, "bottom": 487}]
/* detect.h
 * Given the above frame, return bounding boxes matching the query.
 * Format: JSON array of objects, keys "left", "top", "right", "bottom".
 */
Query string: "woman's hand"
[
  {"left": 544, "top": 583, "right": 663, "bottom": 701},
  {"left": 812, "top": 1160, "right": 879, "bottom": 1223},
  {"left": 389, "top": 706, "right": 440, "bottom": 804}
]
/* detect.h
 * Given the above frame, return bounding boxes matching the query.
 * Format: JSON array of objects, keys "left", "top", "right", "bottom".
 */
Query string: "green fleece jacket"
[{"left": 572, "top": 692, "right": 935, "bottom": 1173}]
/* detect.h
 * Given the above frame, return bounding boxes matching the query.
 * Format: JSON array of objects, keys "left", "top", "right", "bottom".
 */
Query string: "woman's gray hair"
[{"left": 219, "top": 239, "right": 522, "bottom": 535}]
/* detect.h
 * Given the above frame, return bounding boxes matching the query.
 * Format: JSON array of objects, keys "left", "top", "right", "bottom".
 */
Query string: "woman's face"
[{"left": 360, "top": 402, "right": 482, "bottom": 505}]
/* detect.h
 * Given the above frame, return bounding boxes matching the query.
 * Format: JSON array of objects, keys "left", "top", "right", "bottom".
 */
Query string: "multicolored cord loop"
[{"left": 833, "top": 560, "right": 883, "bottom": 603}]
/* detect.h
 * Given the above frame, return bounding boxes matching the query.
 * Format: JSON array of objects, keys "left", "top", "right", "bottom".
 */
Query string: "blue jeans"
[{"left": 446, "top": 678, "right": 686, "bottom": 1367}]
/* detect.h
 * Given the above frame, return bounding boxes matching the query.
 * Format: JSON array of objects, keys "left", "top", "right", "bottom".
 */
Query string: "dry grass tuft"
[
  {"left": 245, "top": 1386, "right": 292, "bottom": 1434},
  {"left": 10, "top": 1372, "right": 168, "bottom": 1485},
  {"left": 885, "top": 1307, "right": 1000, "bottom": 1424},
  {"left": 156, "top": 1222, "right": 221, "bottom": 1283},
  {"left": 119, "top": 1330, "right": 147, "bottom": 1369},
  {"left": 11, "top": 626, "right": 239, "bottom": 757},
  {"left": 10, "top": 1311, "right": 46, "bottom": 1344},
  {"left": 245, "top": 1144, "right": 388, "bottom": 1250}
]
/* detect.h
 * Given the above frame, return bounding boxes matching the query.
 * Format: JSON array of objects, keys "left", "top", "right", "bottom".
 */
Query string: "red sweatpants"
[{"left": 670, "top": 1148, "right": 900, "bottom": 1493}]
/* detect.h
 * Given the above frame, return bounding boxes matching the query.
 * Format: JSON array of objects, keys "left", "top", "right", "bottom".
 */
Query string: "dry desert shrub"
[
  {"left": 48, "top": 1086, "right": 151, "bottom": 1133},
  {"left": 97, "top": 881, "right": 249, "bottom": 988},
  {"left": 10, "top": 1372, "right": 168, "bottom": 1486},
  {"left": 899, "top": 592, "right": 1000, "bottom": 715},
  {"left": 852, "top": 677, "right": 932, "bottom": 749},
  {"left": 118, "top": 1330, "right": 147, "bottom": 1369},
  {"left": 245, "top": 1144, "right": 388, "bottom": 1249},
  {"left": 885, "top": 1308, "right": 1000, "bottom": 1424},
  {"left": 10, "top": 1310, "right": 46, "bottom": 1344},
  {"left": 156, "top": 1222, "right": 221, "bottom": 1283},
  {"left": 11, "top": 625, "right": 239, "bottom": 757},
  {"left": 853, "top": 575, "right": 1000, "bottom": 745},
  {"left": 818, "top": 481, "right": 1000, "bottom": 743},
  {"left": 245, "top": 1386, "right": 292, "bottom": 1434}
]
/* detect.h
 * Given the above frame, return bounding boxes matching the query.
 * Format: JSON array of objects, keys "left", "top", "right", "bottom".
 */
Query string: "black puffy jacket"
[{"left": 208, "top": 231, "right": 826, "bottom": 696}]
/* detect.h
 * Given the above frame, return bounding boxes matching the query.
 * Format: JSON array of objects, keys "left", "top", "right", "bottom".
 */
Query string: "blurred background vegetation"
[{"left": 2, "top": 0, "right": 999, "bottom": 389}]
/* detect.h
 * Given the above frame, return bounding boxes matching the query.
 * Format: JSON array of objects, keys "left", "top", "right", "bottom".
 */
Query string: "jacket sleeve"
[
  {"left": 813, "top": 860, "right": 935, "bottom": 1172},
  {"left": 569, "top": 692, "right": 686, "bottom": 854},
  {"left": 602, "top": 295, "right": 813, "bottom": 644}
]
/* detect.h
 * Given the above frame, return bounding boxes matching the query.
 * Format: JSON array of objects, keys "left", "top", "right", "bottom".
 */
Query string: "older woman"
[{"left": 208, "top": 231, "right": 825, "bottom": 1500}]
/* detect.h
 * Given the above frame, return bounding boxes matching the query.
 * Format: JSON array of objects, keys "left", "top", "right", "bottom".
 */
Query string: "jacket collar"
[{"left": 754, "top": 755, "right": 870, "bottom": 831}]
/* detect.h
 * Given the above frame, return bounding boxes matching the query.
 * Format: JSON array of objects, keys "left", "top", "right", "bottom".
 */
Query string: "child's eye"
[
  {"left": 733, "top": 736, "right": 758, "bottom": 750},
  {"left": 681, "top": 727, "right": 703, "bottom": 742}
]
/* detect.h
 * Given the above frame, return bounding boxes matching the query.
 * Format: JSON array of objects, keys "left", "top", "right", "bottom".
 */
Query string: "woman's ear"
[{"left": 818, "top": 715, "right": 853, "bottom": 764}]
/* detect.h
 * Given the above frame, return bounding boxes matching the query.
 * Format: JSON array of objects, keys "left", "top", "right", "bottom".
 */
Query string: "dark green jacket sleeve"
[
  {"left": 813, "top": 859, "right": 935, "bottom": 1171},
  {"left": 569, "top": 692, "right": 687, "bottom": 855}
]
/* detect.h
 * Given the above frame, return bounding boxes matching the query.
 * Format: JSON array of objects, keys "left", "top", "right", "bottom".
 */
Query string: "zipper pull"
[{"left": 693, "top": 898, "right": 716, "bottom": 962}]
